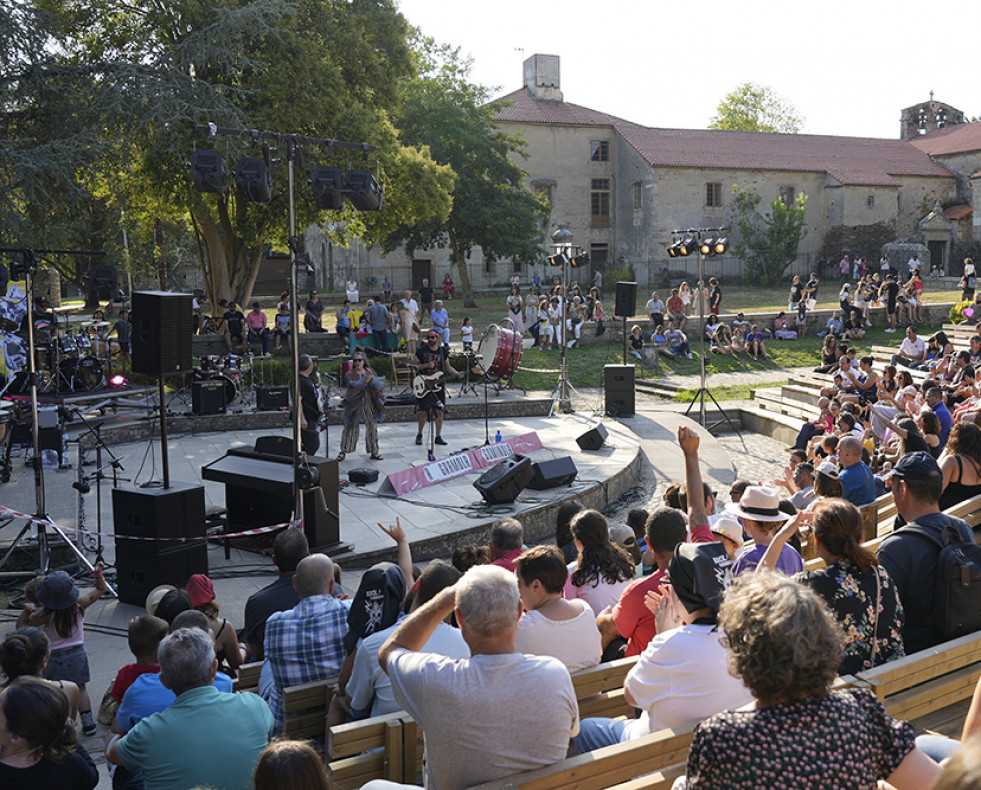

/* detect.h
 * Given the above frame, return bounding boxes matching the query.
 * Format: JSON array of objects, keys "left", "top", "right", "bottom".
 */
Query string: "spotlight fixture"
[
  {"left": 699, "top": 237, "right": 714, "bottom": 256},
  {"left": 190, "top": 150, "right": 229, "bottom": 194},
  {"left": 234, "top": 157, "right": 273, "bottom": 204},
  {"left": 548, "top": 252, "right": 568, "bottom": 267},
  {"left": 311, "top": 165, "right": 345, "bottom": 211},
  {"left": 570, "top": 252, "right": 590, "bottom": 268},
  {"left": 344, "top": 169, "right": 383, "bottom": 212},
  {"left": 713, "top": 237, "right": 729, "bottom": 255},
  {"left": 678, "top": 236, "right": 697, "bottom": 257},
  {"left": 109, "top": 374, "right": 128, "bottom": 388},
  {"left": 667, "top": 241, "right": 680, "bottom": 258}
]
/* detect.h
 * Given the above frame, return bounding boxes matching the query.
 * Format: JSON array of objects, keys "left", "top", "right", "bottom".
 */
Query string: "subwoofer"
[
  {"left": 473, "top": 453, "right": 534, "bottom": 505},
  {"left": 528, "top": 456, "right": 578, "bottom": 490},
  {"left": 576, "top": 424, "right": 609, "bottom": 451}
]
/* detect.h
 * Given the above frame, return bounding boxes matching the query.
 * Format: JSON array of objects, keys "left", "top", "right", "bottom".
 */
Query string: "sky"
[{"left": 396, "top": 0, "right": 978, "bottom": 140}]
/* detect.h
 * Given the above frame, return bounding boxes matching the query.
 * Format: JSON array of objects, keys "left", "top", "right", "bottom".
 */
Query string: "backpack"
[{"left": 903, "top": 521, "right": 981, "bottom": 642}]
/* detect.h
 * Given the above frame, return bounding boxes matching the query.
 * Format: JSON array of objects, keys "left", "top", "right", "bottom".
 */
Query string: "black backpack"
[{"left": 904, "top": 522, "right": 981, "bottom": 642}]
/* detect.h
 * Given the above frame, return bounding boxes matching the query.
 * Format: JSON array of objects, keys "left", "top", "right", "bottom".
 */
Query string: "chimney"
[{"left": 523, "top": 54, "right": 563, "bottom": 102}]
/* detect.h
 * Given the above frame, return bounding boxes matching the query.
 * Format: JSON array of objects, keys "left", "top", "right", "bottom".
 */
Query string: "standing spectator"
[
  {"left": 263, "top": 555, "right": 346, "bottom": 733},
  {"left": 666, "top": 288, "right": 687, "bottom": 330},
  {"left": 430, "top": 300, "right": 449, "bottom": 347},
  {"left": 108, "top": 628, "right": 272, "bottom": 790},
  {"left": 365, "top": 297, "right": 391, "bottom": 353},
  {"left": 839, "top": 254, "right": 851, "bottom": 283},
  {"left": 335, "top": 300, "right": 352, "bottom": 344},
  {"left": 418, "top": 278, "right": 434, "bottom": 318},
  {"left": 113, "top": 309, "right": 132, "bottom": 367},
  {"left": 882, "top": 273, "right": 901, "bottom": 332},
  {"left": 374, "top": 566, "right": 579, "bottom": 790},
  {"left": 524, "top": 293, "right": 540, "bottom": 346},
  {"left": 506, "top": 285, "right": 524, "bottom": 333},
  {"left": 708, "top": 277, "right": 722, "bottom": 316},
  {"left": 246, "top": 302, "right": 270, "bottom": 355},
  {"left": 789, "top": 274, "right": 803, "bottom": 311},
  {"left": 592, "top": 269, "right": 603, "bottom": 300},
  {"left": 961, "top": 258, "right": 976, "bottom": 302},
  {"left": 879, "top": 451, "right": 976, "bottom": 655},
  {"left": 880, "top": 253, "right": 892, "bottom": 277},
  {"left": 441, "top": 272, "right": 454, "bottom": 300},
  {"left": 401, "top": 290, "right": 419, "bottom": 323},
  {"left": 397, "top": 300, "right": 418, "bottom": 355},
  {"left": 242, "top": 528, "right": 308, "bottom": 661},
  {"left": 908, "top": 252, "right": 921, "bottom": 276},
  {"left": 803, "top": 271, "right": 820, "bottom": 308},
  {"left": 273, "top": 292, "right": 291, "bottom": 353},
  {"left": 303, "top": 290, "right": 325, "bottom": 333},
  {"left": 645, "top": 291, "right": 665, "bottom": 328}
]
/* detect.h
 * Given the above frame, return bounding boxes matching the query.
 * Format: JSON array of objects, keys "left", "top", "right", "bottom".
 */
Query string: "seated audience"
[
  {"left": 514, "top": 546, "right": 601, "bottom": 672},
  {"left": 489, "top": 518, "right": 525, "bottom": 571},
  {"left": 108, "top": 615, "right": 169, "bottom": 707},
  {"left": 837, "top": 436, "right": 876, "bottom": 506},
  {"left": 253, "top": 739, "right": 330, "bottom": 790},
  {"left": 243, "top": 528, "right": 308, "bottom": 661},
  {"left": 185, "top": 574, "right": 244, "bottom": 673},
  {"left": 679, "top": 572, "right": 939, "bottom": 789},
  {"left": 0, "top": 627, "right": 80, "bottom": 719},
  {"left": 727, "top": 486, "right": 803, "bottom": 575},
  {"left": 564, "top": 509, "right": 634, "bottom": 613}
]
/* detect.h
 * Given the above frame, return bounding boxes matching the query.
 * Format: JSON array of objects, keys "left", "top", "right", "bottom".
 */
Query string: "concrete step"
[
  {"left": 636, "top": 379, "right": 684, "bottom": 399},
  {"left": 779, "top": 384, "right": 822, "bottom": 407},
  {"left": 751, "top": 389, "right": 819, "bottom": 421}
]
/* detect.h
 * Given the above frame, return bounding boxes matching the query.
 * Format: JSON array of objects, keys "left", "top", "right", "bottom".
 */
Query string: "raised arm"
[
  {"left": 678, "top": 425, "right": 712, "bottom": 541},
  {"left": 379, "top": 585, "right": 456, "bottom": 673},
  {"left": 377, "top": 517, "right": 413, "bottom": 593},
  {"left": 756, "top": 514, "right": 804, "bottom": 573}
]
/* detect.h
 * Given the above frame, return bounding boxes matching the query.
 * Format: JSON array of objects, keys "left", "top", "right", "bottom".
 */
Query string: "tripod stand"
[
  {"left": 458, "top": 349, "right": 482, "bottom": 397},
  {"left": 0, "top": 252, "right": 116, "bottom": 590},
  {"left": 70, "top": 410, "right": 128, "bottom": 562}
]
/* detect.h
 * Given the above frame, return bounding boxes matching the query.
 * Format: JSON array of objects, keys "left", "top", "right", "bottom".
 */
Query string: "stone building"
[{"left": 302, "top": 54, "right": 980, "bottom": 295}]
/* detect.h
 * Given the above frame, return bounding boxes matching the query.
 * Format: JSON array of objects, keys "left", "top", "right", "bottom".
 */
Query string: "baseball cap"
[
  {"left": 710, "top": 517, "right": 744, "bottom": 548},
  {"left": 885, "top": 451, "right": 942, "bottom": 481}
]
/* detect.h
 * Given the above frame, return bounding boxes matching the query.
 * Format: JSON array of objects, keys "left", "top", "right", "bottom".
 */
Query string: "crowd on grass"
[{"left": 3, "top": 415, "right": 980, "bottom": 790}]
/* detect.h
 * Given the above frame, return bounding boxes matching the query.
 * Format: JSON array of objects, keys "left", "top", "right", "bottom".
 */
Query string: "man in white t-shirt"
[
  {"left": 346, "top": 561, "right": 468, "bottom": 718},
  {"left": 402, "top": 290, "right": 419, "bottom": 322},
  {"left": 373, "top": 565, "right": 578, "bottom": 790},
  {"left": 890, "top": 325, "right": 926, "bottom": 368},
  {"left": 908, "top": 253, "right": 921, "bottom": 274}
]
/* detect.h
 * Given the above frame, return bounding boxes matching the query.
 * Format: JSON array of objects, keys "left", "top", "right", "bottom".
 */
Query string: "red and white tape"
[{"left": 0, "top": 505, "right": 298, "bottom": 543}]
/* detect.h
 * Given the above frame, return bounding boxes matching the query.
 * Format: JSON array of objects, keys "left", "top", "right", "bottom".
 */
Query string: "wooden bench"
[
  {"left": 572, "top": 656, "right": 640, "bottom": 719},
  {"left": 233, "top": 661, "right": 263, "bottom": 693},
  {"left": 326, "top": 712, "right": 411, "bottom": 790},
  {"left": 281, "top": 675, "right": 338, "bottom": 742}
]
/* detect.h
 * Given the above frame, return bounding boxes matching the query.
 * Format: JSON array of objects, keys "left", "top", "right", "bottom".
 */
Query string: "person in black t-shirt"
[
  {"left": 881, "top": 275, "right": 900, "bottom": 333},
  {"left": 709, "top": 278, "right": 722, "bottom": 316},
  {"left": 419, "top": 278, "right": 435, "bottom": 319},
  {"left": 298, "top": 354, "right": 321, "bottom": 456},
  {"left": 414, "top": 331, "right": 448, "bottom": 446},
  {"left": 224, "top": 302, "right": 246, "bottom": 352}
]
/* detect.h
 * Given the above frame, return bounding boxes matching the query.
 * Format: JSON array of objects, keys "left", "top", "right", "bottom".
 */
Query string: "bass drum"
[
  {"left": 477, "top": 324, "right": 523, "bottom": 381},
  {"left": 59, "top": 356, "right": 103, "bottom": 391}
]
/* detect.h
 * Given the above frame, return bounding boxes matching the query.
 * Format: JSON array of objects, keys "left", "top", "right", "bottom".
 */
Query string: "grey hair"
[
  {"left": 491, "top": 518, "right": 523, "bottom": 552},
  {"left": 158, "top": 627, "right": 215, "bottom": 695},
  {"left": 298, "top": 354, "right": 313, "bottom": 372},
  {"left": 455, "top": 565, "right": 520, "bottom": 638}
]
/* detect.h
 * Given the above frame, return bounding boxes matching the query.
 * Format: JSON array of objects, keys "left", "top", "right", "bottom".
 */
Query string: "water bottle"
[{"left": 495, "top": 430, "right": 502, "bottom": 443}]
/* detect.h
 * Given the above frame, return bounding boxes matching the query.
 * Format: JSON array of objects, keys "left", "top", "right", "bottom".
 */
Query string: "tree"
[
  {"left": 728, "top": 185, "right": 808, "bottom": 285},
  {"left": 708, "top": 82, "right": 804, "bottom": 134},
  {"left": 384, "top": 42, "right": 548, "bottom": 307},
  {"left": 26, "top": 0, "right": 455, "bottom": 307}
]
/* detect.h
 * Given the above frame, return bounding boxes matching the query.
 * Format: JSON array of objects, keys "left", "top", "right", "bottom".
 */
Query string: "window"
[
  {"left": 590, "top": 140, "right": 609, "bottom": 161},
  {"left": 533, "top": 183, "right": 553, "bottom": 208},
  {"left": 591, "top": 179, "right": 610, "bottom": 228},
  {"left": 633, "top": 181, "right": 643, "bottom": 210},
  {"left": 779, "top": 186, "right": 796, "bottom": 206},
  {"left": 866, "top": 194, "right": 876, "bottom": 209},
  {"left": 705, "top": 182, "right": 723, "bottom": 208}
]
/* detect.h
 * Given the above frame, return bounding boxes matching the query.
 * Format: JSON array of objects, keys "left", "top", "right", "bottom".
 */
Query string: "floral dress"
[
  {"left": 798, "top": 560, "right": 904, "bottom": 675},
  {"left": 683, "top": 688, "right": 916, "bottom": 790}
]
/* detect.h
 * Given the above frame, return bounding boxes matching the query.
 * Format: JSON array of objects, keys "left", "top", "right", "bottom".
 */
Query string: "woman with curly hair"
[
  {"left": 758, "top": 499, "right": 905, "bottom": 674},
  {"left": 563, "top": 509, "right": 634, "bottom": 613},
  {"left": 680, "top": 572, "right": 939, "bottom": 789},
  {"left": 0, "top": 677, "right": 97, "bottom": 789}
]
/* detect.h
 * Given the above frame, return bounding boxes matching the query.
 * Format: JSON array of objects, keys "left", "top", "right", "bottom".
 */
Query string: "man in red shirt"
[
  {"left": 666, "top": 289, "right": 687, "bottom": 331},
  {"left": 489, "top": 518, "right": 524, "bottom": 573}
]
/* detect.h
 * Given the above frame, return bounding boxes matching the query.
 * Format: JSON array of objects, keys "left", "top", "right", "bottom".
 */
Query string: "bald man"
[
  {"left": 837, "top": 436, "right": 875, "bottom": 506},
  {"left": 263, "top": 554, "right": 347, "bottom": 732}
]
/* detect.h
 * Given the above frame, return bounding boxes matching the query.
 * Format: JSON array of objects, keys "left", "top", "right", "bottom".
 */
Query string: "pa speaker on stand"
[{"left": 473, "top": 454, "right": 534, "bottom": 505}]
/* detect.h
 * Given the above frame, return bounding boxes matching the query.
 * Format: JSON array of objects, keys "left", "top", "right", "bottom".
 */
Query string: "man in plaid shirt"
[{"left": 263, "top": 553, "right": 347, "bottom": 731}]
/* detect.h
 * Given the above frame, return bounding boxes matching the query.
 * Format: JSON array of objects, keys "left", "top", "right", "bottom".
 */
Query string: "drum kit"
[
  {"left": 12, "top": 318, "right": 112, "bottom": 395},
  {"left": 170, "top": 352, "right": 259, "bottom": 410}
]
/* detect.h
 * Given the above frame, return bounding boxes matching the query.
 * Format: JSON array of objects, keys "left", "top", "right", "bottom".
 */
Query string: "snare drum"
[
  {"left": 200, "top": 355, "right": 222, "bottom": 372},
  {"left": 59, "top": 335, "right": 78, "bottom": 354},
  {"left": 477, "top": 324, "right": 523, "bottom": 381},
  {"left": 222, "top": 354, "right": 250, "bottom": 373},
  {"left": 75, "top": 332, "right": 92, "bottom": 350}
]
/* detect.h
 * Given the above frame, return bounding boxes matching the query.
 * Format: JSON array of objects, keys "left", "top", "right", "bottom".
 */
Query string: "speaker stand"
[{"left": 683, "top": 386, "right": 741, "bottom": 434}]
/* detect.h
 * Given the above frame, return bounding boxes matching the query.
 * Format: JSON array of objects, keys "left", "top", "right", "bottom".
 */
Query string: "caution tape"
[{"left": 0, "top": 505, "right": 298, "bottom": 543}]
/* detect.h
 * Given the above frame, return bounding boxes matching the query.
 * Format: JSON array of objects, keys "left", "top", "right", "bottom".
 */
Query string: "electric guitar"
[{"left": 413, "top": 371, "right": 444, "bottom": 398}]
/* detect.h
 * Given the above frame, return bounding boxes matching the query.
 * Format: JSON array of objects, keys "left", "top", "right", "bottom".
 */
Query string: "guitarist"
[{"left": 415, "top": 330, "right": 451, "bottom": 446}]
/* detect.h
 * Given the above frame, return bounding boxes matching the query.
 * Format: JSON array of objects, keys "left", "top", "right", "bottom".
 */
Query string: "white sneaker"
[
  {"left": 866, "top": 320, "right": 872, "bottom": 327},
  {"left": 885, "top": 328, "right": 896, "bottom": 333}
]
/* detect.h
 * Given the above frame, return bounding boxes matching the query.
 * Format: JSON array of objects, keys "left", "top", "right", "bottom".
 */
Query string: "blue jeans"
[
  {"left": 915, "top": 733, "right": 960, "bottom": 762},
  {"left": 573, "top": 717, "right": 625, "bottom": 753},
  {"left": 248, "top": 327, "right": 269, "bottom": 353},
  {"left": 372, "top": 329, "right": 389, "bottom": 353}
]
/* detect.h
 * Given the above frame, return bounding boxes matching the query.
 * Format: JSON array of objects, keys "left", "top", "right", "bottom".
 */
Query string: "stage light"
[
  {"left": 678, "top": 236, "right": 697, "bottom": 257},
  {"left": 570, "top": 252, "right": 590, "bottom": 268},
  {"left": 344, "top": 169, "right": 383, "bottom": 211},
  {"left": 548, "top": 253, "right": 568, "bottom": 267},
  {"left": 699, "top": 237, "right": 714, "bottom": 256},
  {"left": 714, "top": 237, "right": 729, "bottom": 255},
  {"left": 109, "top": 374, "right": 128, "bottom": 388},
  {"left": 311, "top": 165, "right": 345, "bottom": 211},
  {"left": 234, "top": 157, "right": 273, "bottom": 204},
  {"left": 666, "top": 241, "right": 680, "bottom": 258},
  {"left": 190, "top": 150, "right": 229, "bottom": 194}
]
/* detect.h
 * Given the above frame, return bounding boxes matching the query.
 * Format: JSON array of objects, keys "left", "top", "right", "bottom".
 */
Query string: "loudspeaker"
[
  {"left": 192, "top": 380, "right": 227, "bottom": 415},
  {"left": 528, "top": 456, "right": 578, "bottom": 490},
  {"left": 112, "top": 484, "right": 207, "bottom": 606},
  {"left": 576, "top": 424, "right": 609, "bottom": 451},
  {"left": 614, "top": 281, "right": 638, "bottom": 318},
  {"left": 473, "top": 453, "right": 534, "bottom": 505},
  {"left": 257, "top": 385, "right": 290, "bottom": 411},
  {"left": 604, "top": 364, "right": 636, "bottom": 416},
  {"left": 131, "top": 291, "right": 194, "bottom": 376}
]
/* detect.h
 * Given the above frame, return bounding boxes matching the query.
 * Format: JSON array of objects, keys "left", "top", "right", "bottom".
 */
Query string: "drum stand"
[
  {"left": 458, "top": 349, "right": 483, "bottom": 397},
  {"left": 71, "top": 412, "right": 127, "bottom": 561}
]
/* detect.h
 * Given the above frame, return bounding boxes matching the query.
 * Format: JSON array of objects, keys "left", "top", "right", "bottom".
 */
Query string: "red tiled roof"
[
  {"left": 910, "top": 122, "right": 981, "bottom": 156},
  {"left": 944, "top": 205, "right": 973, "bottom": 220},
  {"left": 494, "top": 89, "right": 953, "bottom": 186}
]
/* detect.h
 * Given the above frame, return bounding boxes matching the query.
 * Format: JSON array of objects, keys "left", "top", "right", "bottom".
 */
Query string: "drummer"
[
  {"left": 113, "top": 309, "right": 131, "bottom": 368},
  {"left": 414, "top": 331, "right": 460, "bottom": 447}
]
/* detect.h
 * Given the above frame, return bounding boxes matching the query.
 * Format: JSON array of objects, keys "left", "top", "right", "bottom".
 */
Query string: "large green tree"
[
  {"left": 728, "top": 185, "right": 809, "bottom": 285},
  {"left": 25, "top": 0, "right": 454, "bottom": 307},
  {"left": 709, "top": 82, "right": 804, "bottom": 134},
  {"left": 385, "top": 42, "right": 547, "bottom": 307}
]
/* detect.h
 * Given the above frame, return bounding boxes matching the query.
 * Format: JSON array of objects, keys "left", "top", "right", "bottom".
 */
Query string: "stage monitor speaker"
[
  {"left": 576, "top": 424, "right": 609, "bottom": 451},
  {"left": 112, "top": 484, "right": 207, "bottom": 606},
  {"left": 192, "top": 380, "right": 227, "bottom": 415},
  {"left": 614, "top": 281, "right": 638, "bottom": 318},
  {"left": 473, "top": 453, "right": 534, "bottom": 505},
  {"left": 131, "top": 291, "right": 194, "bottom": 376},
  {"left": 257, "top": 385, "right": 290, "bottom": 411},
  {"left": 605, "top": 389, "right": 636, "bottom": 417},
  {"left": 528, "top": 456, "right": 578, "bottom": 490}
]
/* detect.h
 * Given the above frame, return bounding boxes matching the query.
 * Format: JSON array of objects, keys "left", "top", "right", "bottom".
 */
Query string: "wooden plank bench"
[
  {"left": 232, "top": 661, "right": 263, "bottom": 693},
  {"left": 572, "top": 656, "right": 640, "bottom": 719},
  {"left": 327, "top": 712, "right": 408, "bottom": 790},
  {"left": 281, "top": 675, "right": 338, "bottom": 742}
]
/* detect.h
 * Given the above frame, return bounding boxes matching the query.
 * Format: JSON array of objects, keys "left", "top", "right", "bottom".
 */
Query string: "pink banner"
[{"left": 379, "top": 431, "right": 544, "bottom": 496}]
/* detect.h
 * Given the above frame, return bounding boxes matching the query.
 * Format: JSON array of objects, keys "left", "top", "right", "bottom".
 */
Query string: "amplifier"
[
  {"left": 257, "top": 385, "right": 290, "bottom": 411},
  {"left": 192, "top": 380, "right": 227, "bottom": 415}
]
